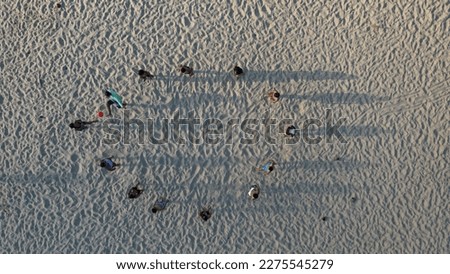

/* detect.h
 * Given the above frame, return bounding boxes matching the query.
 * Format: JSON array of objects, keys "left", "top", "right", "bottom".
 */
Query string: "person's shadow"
[
  {"left": 245, "top": 70, "right": 358, "bottom": 83},
  {"left": 153, "top": 70, "right": 357, "bottom": 83},
  {"left": 283, "top": 91, "right": 390, "bottom": 105}
]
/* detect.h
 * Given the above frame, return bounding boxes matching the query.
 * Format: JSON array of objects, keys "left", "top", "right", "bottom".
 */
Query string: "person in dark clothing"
[
  {"left": 199, "top": 207, "right": 212, "bottom": 222},
  {"left": 233, "top": 65, "right": 244, "bottom": 77},
  {"left": 128, "top": 184, "right": 144, "bottom": 199},
  {"left": 69, "top": 120, "right": 98, "bottom": 131},
  {"left": 178, "top": 64, "right": 194, "bottom": 76},
  {"left": 138, "top": 69, "right": 154, "bottom": 80},
  {"left": 285, "top": 125, "right": 297, "bottom": 137}
]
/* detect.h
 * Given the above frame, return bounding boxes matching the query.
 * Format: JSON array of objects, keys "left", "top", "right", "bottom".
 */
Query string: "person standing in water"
[
  {"left": 99, "top": 157, "right": 119, "bottom": 171},
  {"left": 104, "top": 88, "right": 127, "bottom": 116},
  {"left": 69, "top": 120, "right": 98, "bottom": 131}
]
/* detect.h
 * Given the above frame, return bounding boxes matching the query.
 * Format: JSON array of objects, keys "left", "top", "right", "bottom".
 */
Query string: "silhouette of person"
[{"left": 69, "top": 120, "right": 98, "bottom": 131}]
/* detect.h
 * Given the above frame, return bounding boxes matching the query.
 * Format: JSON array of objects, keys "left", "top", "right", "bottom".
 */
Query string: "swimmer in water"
[
  {"left": 99, "top": 157, "right": 119, "bottom": 171},
  {"left": 128, "top": 184, "right": 144, "bottom": 199},
  {"left": 248, "top": 184, "right": 260, "bottom": 200},
  {"left": 69, "top": 120, "right": 98, "bottom": 131}
]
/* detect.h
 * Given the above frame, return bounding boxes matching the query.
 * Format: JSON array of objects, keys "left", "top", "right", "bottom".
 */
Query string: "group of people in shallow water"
[{"left": 69, "top": 64, "right": 296, "bottom": 221}]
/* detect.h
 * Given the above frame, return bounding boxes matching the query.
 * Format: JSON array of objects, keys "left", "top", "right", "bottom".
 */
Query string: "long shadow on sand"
[
  {"left": 283, "top": 92, "right": 390, "bottom": 105},
  {"left": 268, "top": 180, "right": 355, "bottom": 196},
  {"left": 153, "top": 70, "right": 357, "bottom": 83},
  {"left": 306, "top": 125, "right": 391, "bottom": 138},
  {"left": 277, "top": 159, "right": 370, "bottom": 171},
  {"left": 126, "top": 91, "right": 242, "bottom": 112},
  {"left": 245, "top": 70, "right": 358, "bottom": 83},
  {"left": 267, "top": 159, "right": 367, "bottom": 196}
]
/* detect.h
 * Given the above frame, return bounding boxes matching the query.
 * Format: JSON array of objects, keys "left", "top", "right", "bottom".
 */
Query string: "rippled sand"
[{"left": 0, "top": 0, "right": 448, "bottom": 253}]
